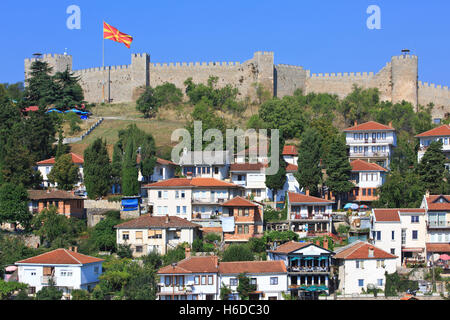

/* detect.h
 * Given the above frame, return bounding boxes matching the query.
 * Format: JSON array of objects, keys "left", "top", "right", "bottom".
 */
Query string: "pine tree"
[
  {"left": 296, "top": 128, "right": 323, "bottom": 196},
  {"left": 23, "top": 60, "right": 58, "bottom": 107},
  {"left": 325, "top": 135, "right": 354, "bottom": 209},
  {"left": 121, "top": 140, "right": 139, "bottom": 196},
  {"left": 48, "top": 153, "right": 79, "bottom": 191},
  {"left": 417, "top": 141, "right": 447, "bottom": 194},
  {"left": 0, "top": 183, "right": 32, "bottom": 231},
  {"left": 53, "top": 68, "right": 84, "bottom": 110},
  {"left": 84, "top": 139, "right": 112, "bottom": 199},
  {"left": 265, "top": 137, "right": 287, "bottom": 201}
]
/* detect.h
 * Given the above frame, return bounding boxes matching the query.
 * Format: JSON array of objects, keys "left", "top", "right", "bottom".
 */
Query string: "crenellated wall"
[{"left": 24, "top": 51, "right": 449, "bottom": 120}]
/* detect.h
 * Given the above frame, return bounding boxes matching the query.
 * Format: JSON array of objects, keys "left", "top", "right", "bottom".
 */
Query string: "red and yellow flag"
[{"left": 103, "top": 22, "right": 133, "bottom": 48}]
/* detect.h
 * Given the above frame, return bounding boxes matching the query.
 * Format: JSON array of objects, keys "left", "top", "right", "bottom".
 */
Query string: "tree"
[
  {"left": 116, "top": 244, "right": 133, "bottom": 259},
  {"left": 48, "top": 153, "right": 79, "bottom": 191},
  {"left": 296, "top": 128, "right": 323, "bottom": 196},
  {"left": 55, "top": 129, "right": 70, "bottom": 159},
  {"left": 265, "top": 138, "right": 287, "bottom": 201},
  {"left": 122, "top": 262, "right": 158, "bottom": 300},
  {"left": 237, "top": 273, "right": 257, "bottom": 300},
  {"left": 0, "top": 183, "right": 32, "bottom": 230},
  {"left": 154, "top": 83, "right": 183, "bottom": 107},
  {"left": 35, "top": 278, "right": 63, "bottom": 300},
  {"left": 162, "top": 244, "right": 188, "bottom": 266},
  {"left": 417, "top": 141, "right": 447, "bottom": 194},
  {"left": 136, "top": 87, "right": 158, "bottom": 118},
  {"left": 23, "top": 60, "right": 58, "bottom": 107},
  {"left": 53, "top": 68, "right": 84, "bottom": 110},
  {"left": 121, "top": 140, "right": 139, "bottom": 196},
  {"left": 84, "top": 138, "right": 112, "bottom": 199},
  {"left": 248, "top": 237, "right": 266, "bottom": 253},
  {"left": 221, "top": 244, "right": 254, "bottom": 262},
  {"left": 220, "top": 284, "right": 233, "bottom": 300},
  {"left": 0, "top": 280, "right": 28, "bottom": 300},
  {"left": 71, "top": 289, "right": 90, "bottom": 300},
  {"left": 374, "top": 171, "right": 425, "bottom": 208},
  {"left": 90, "top": 211, "right": 122, "bottom": 252},
  {"left": 325, "top": 135, "right": 354, "bottom": 209}
]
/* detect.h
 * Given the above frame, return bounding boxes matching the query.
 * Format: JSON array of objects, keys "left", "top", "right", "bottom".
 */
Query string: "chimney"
[
  {"left": 187, "top": 172, "right": 193, "bottom": 180},
  {"left": 388, "top": 121, "right": 393, "bottom": 128},
  {"left": 185, "top": 247, "right": 191, "bottom": 259},
  {"left": 323, "top": 239, "right": 329, "bottom": 250},
  {"left": 306, "top": 189, "right": 310, "bottom": 197},
  {"left": 425, "top": 190, "right": 430, "bottom": 198},
  {"left": 354, "top": 120, "right": 358, "bottom": 127},
  {"left": 316, "top": 240, "right": 321, "bottom": 246},
  {"left": 368, "top": 247, "right": 374, "bottom": 258},
  {"left": 165, "top": 215, "right": 170, "bottom": 224}
]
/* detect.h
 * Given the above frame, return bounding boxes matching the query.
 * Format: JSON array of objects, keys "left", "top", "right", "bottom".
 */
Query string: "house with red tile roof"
[
  {"left": 283, "top": 145, "right": 298, "bottom": 165},
  {"left": 348, "top": 159, "right": 388, "bottom": 203},
  {"left": 421, "top": 194, "right": 450, "bottom": 261},
  {"left": 27, "top": 190, "right": 85, "bottom": 219},
  {"left": 15, "top": 248, "right": 104, "bottom": 298},
  {"left": 142, "top": 178, "right": 244, "bottom": 222},
  {"left": 344, "top": 121, "right": 397, "bottom": 169},
  {"left": 115, "top": 215, "right": 201, "bottom": 257},
  {"left": 334, "top": 241, "right": 397, "bottom": 295},
  {"left": 36, "top": 153, "right": 84, "bottom": 189},
  {"left": 178, "top": 150, "right": 232, "bottom": 180},
  {"left": 138, "top": 157, "right": 178, "bottom": 184},
  {"left": 286, "top": 192, "right": 334, "bottom": 237},
  {"left": 416, "top": 125, "right": 450, "bottom": 170},
  {"left": 220, "top": 197, "right": 264, "bottom": 243},
  {"left": 156, "top": 251, "right": 289, "bottom": 300},
  {"left": 371, "top": 209, "right": 403, "bottom": 266},
  {"left": 267, "top": 241, "right": 334, "bottom": 298},
  {"left": 230, "top": 163, "right": 268, "bottom": 201}
]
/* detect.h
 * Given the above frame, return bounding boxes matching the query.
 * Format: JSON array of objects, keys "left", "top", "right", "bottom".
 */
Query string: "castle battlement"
[
  {"left": 310, "top": 71, "right": 375, "bottom": 79},
  {"left": 276, "top": 64, "right": 304, "bottom": 70},
  {"left": 150, "top": 61, "right": 241, "bottom": 68},
  {"left": 419, "top": 81, "right": 450, "bottom": 91},
  {"left": 391, "top": 54, "right": 418, "bottom": 61},
  {"left": 255, "top": 51, "right": 274, "bottom": 56}
]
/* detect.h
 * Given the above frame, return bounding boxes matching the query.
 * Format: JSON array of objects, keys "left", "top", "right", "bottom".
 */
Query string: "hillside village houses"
[
  {"left": 14, "top": 248, "right": 104, "bottom": 299},
  {"left": 416, "top": 124, "right": 450, "bottom": 171},
  {"left": 348, "top": 160, "right": 388, "bottom": 204},
  {"left": 36, "top": 153, "right": 84, "bottom": 189}
]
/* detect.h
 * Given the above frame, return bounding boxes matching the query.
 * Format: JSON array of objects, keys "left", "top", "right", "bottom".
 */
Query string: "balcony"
[
  {"left": 192, "top": 197, "right": 227, "bottom": 205},
  {"left": 288, "top": 266, "right": 330, "bottom": 273},
  {"left": 291, "top": 214, "right": 328, "bottom": 221},
  {"left": 427, "top": 222, "right": 450, "bottom": 230},
  {"left": 350, "top": 152, "right": 389, "bottom": 158}
]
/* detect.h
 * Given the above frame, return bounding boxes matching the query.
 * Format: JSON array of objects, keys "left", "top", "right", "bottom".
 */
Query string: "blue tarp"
[
  {"left": 46, "top": 109, "right": 63, "bottom": 114},
  {"left": 65, "top": 108, "right": 89, "bottom": 115},
  {"left": 122, "top": 198, "right": 138, "bottom": 211}
]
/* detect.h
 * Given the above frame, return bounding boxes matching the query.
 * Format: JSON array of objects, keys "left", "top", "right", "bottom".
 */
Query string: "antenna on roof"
[
  {"left": 401, "top": 49, "right": 410, "bottom": 56},
  {"left": 32, "top": 53, "right": 43, "bottom": 60}
]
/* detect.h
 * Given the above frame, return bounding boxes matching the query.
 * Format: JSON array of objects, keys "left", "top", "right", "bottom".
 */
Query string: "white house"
[
  {"left": 142, "top": 177, "right": 244, "bottom": 221},
  {"left": 421, "top": 194, "right": 450, "bottom": 262},
  {"left": 344, "top": 121, "right": 397, "bottom": 169},
  {"left": 371, "top": 209, "right": 403, "bottom": 266},
  {"left": 15, "top": 248, "right": 104, "bottom": 298},
  {"left": 267, "top": 241, "right": 333, "bottom": 297},
  {"left": 230, "top": 163, "right": 267, "bottom": 201},
  {"left": 416, "top": 125, "right": 450, "bottom": 171},
  {"left": 218, "top": 261, "right": 288, "bottom": 300},
  {"left": 157, "top": 254, "right": 219, "bottom": 300},
  {"left": 179, "top": 150, "right": 231, "bottom": 180},
  {"left": 348, "top": 159, "right": 388, "bottom": 203},
  {"left": 115, "top": 215, "right": 201, "bottom": 257},
  {"left": 287, "top": 192, "right": 334, "bottom": 237},
  {"left": 139, "top": 157, "right": 178, "bottom": 183},
  {"left": 36, "top": 153, "right": 84, "bottom": 189},
  {"left": 283, "top": 145, "right": 298, "bottom": 165},
  {"left": 334, "top": 241, "right": 397, "bottom": 295}
]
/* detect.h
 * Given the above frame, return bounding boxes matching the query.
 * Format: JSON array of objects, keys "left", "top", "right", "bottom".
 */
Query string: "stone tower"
[
  {"left": 24, "top": 53, "right": 73, "bottom": 81},
  {"left": 390, "top": 54, "right": 418, "bottom": 108},
  {"left": 131, "top": 53, "right": 150, "bottom": 100},
  {"left": 253, "top": 51, "right": 275, "bottom": 96}
]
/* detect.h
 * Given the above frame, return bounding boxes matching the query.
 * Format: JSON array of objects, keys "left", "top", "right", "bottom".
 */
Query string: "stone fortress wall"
[{"left": 25, "top": 51, "right": 449, "bottom": 120}]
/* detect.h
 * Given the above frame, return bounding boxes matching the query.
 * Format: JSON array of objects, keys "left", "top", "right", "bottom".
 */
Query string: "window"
[
  {"left": 250, "top": 278, "right": 257, "bottom": 285},
  {"left": 392, "top": 231, "right": 395, "bottom": 241},
  {"left": 411, "top": 216, "right": 419, "bottom": 223},
  {"left": 412, "top": 230, "right": 418, "bottom": 240},
  {"left": 230, "top": 278, "right": 238, "bottom": 286},
  {"left": 354, "top": 133, "right": 358, "bottom": 140},
  {"left": 356, "top": 260, "right": 364, "bottom": 269},
  {"left": 176, "top": 206, "right": 181, "bottom": 215},
  {"left": 194, "top": 276, "right": 200, "bottom": 285},
  {"left": 378, "top": 279, "right": 384, "bottom": 286},
  {"left": 165, "top": 276, "right": 172, "bottom": 286},
  {"left": 163, "top": 191, "right": 168, "bottom": 199},
  {"left": 135, "top": 246, "right": 143, "bottom": 253},
  {"left": 175, "top": 191, "right": 179, "bottom": 199},
  {"left": 136, "top": 231, "right": 143, "bottom": 240},
  {"left": 29, "top": 287, "right": 36, "bottom": 294},
  {"left": 183, "top": 206, "right": 187, "bottom": 215},
  {"left": 201, "top": 276, "right": 207, "bottom": 285},
  {"left": 362, "top": 189, "right": 366, "bottom": 196},
  {"left": 382, "top": 133, "right": 386, "bottom": 140},
  {"left": 181, "top": 191, "right": 186, "bottom": 199},
  {"left": 122, "top": 232, "right": 129, "bottom": 240},
  {"left": 158, "top": 191, "right": 162, "bottom": 199},
  {"left": 215, "top": 167, "right": 219, "bottom": 175},
  {"left": 358, "top": 279, "right": 364, "bottom": 287},
  {"left": 377, "top": 260, "right": 385, "bottom": 268},
  {"left": 368, "top": 189, "right": 372, "bottom": 196},
  {"left": 237, "top": 225, "right": 243, "bottom": 234},
  {"left": 208, "top": 275, "right": 213, "bottom": 285},
  {"left": 244, "top": 225, "right": 249, "bottom": 234},
  {"left": 270, "top": 277, "right": 278, "bottom": 285},
  {"left": 376, "top": 231, "right": 381, "bottom": 241},
  {"left": 94, "top": 266, "right": 99, "bottom": 274},
  {"left": 391, "top": 249, "right": 395, "bottom": 255}
]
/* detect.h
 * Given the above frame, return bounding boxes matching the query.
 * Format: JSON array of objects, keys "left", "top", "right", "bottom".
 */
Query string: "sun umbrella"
[
  {"left": 351, "top": 204, "right": 359, "bottom": 210},
  {"left": 344, "top": 203, "right": 355, "bottom": 210},
  {"left": 439, "top": 254, "right": 450, "bottom": 261},
  {"left": 360, "top": 205, "right": 370, "bottom": 210}
]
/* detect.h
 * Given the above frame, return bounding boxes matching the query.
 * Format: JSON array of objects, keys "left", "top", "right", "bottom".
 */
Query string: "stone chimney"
[
  {"left": 306, "top": 190, "right": 310, "bottom": 196},
  {"left": 354, "top": 120, "right": 358, "bottom": 127},
  {"left": 69, "top": 246, "right": 78, "bottom": 253},
  {"left": 165, "top": 215, "right": 170, "bottom": 224},
  {"left": 388, "top": 121, "right": 393, "bottom": 128},
  {"left": 425, "top": 190, "right": 430, "bottom": 198},
  {"left": 185, "top": 247, "right": 191, "bottom": 259}
]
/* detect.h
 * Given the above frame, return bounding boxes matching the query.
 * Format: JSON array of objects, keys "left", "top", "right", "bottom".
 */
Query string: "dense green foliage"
[
  {"left": 384, "top": 272, "right": 419, "bottom": 297},
  {"left": 84, "top": 138, "right": 112, "bottom": 199},
  {"left": 265, "top": 138, "right": 287, "bottom": 201},
  {"left": 296, "top": 128, "right": 323, "bottom": 196},
  {"left": 237, "top": 273, "right": 257, "bottom": 300},
  {"left": 263, "top": 230, "right": 299, "bottom": 244},
  {"left": 35, "top": 278, "right": 63, "bottom": 300},
  {"left": 48, "top": 153, "right": 79, "bottom": 190},
  {"left": 221, "top": 244, "right": 255, "bottom": 262},
  {"left": 0, "top": 280, "right": 28, "bottom": 300},
  {"left": 416, "top": 141, "right": 449, "bottom": 194},
  {"left": 0, "top": 183, "right": 32, "bottom": 230}
]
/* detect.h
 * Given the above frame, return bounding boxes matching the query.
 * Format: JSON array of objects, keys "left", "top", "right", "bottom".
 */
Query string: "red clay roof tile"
[{"left": 16, "top": 249, "right": 103, "bottom": 265}]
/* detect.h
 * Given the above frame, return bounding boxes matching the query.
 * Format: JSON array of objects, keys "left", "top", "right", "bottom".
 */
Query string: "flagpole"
[{"left": 102, "top": 20, "right": 105, "bottom": 103}]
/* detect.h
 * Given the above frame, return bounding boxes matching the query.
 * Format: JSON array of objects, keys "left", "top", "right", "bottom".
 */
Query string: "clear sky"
[{"left": 1, "top": 0, "right": 450, "bottom": 86}]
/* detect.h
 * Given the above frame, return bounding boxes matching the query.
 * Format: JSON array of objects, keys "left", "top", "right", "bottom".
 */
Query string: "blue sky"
[{"left": 1, "top": 1, "right": 450, "bottom": 86}]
